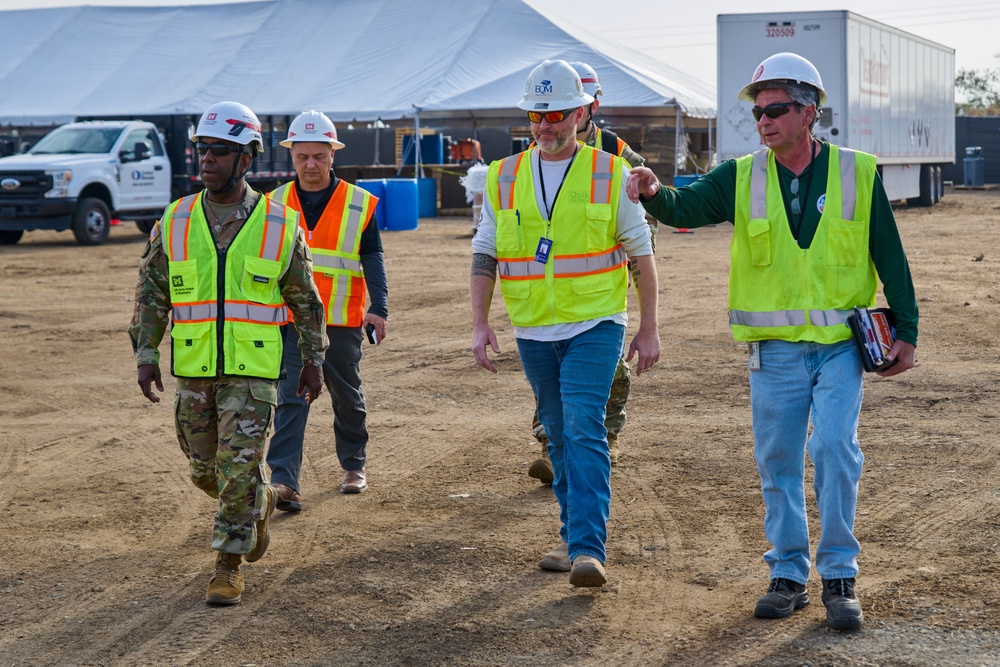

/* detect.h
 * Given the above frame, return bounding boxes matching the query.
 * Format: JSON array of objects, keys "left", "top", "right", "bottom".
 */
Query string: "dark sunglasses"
[
  {"left": 751, "top": 102, "right": 801, "bottom": 121},
  {"left": 527, "top": 109, "right": 571, "bottom": 124},
  {"left": 195, "top": 142, "right": 243, "bottom": 157}
]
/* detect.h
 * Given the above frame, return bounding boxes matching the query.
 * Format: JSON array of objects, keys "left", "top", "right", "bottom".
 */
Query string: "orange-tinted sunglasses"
[{"left": 527, "top": 109, "right": 571, "bottom": 124}]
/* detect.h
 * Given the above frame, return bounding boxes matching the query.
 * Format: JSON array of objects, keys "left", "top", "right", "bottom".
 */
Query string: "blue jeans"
[
  {"left": 749, "top": 339, "right": 865, "bottom": 584},
  {"left": 516, "top": 320, "right": 626, "bottom": 564},
  {"left": 267, "top": 324, "right": 368, "bottom": 492}
]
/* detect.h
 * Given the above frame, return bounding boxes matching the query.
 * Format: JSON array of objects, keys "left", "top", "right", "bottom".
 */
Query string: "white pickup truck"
[{"left": 0, "top": 120, "right": 172, "bottom": 245}]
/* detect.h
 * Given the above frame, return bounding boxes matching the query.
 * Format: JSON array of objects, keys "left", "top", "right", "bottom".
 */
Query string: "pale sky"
[{"left": 1, "top": 0, "right": 997, "bottom": 93}]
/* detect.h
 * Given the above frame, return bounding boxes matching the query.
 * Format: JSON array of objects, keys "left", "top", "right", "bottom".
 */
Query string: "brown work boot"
[
  {"left": 569, "top": 555, "right": 607, "bottom": 588},
  {"left": 206, "top": 552, "right": 243, "bottom": 605},
  {"left": 340, "top": 468, "right": 368, "bottom": 494},
  {"left": 538, "top": 541, "right": 571, "bottom": 572},
  {"left": 528, "top": 457, "right": 554, "bottom": 485},
  {"left": 245, "top": 484, "right": 277, "bottom": 563},
  {"left": 608, "top": 433, "right": 621, "bottom": 466}
]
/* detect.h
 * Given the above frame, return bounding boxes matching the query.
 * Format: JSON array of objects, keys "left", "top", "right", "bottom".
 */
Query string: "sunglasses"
[
  {"left": 790, "top": 177, "right": 801, "bottom": 216},
  {"left": 195, "top": 142, "right": 243, "bottom": 157},
  {"left": 527, "top": 109, "right": 572, "bottom": 124},
  {"left": 751, "top": 102, "right": 801, "bottom": 121}
]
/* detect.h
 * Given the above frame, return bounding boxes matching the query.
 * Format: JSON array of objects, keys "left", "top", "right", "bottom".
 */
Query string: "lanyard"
[{"left": 538, "top": 146, "right": 578, "bottom": 225}]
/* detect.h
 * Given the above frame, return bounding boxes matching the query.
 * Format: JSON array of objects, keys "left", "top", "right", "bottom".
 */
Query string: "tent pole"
[
  {"left": 707, "top": 116, "right": 713, "bottom": 173},
  {"left": 673, "top": 105, "right": 680, "bottom": 181}
]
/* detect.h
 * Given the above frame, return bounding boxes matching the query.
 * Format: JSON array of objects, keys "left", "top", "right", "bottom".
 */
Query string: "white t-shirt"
[{"left": 471, "top": 149, "right": 652, "bottom": 342}]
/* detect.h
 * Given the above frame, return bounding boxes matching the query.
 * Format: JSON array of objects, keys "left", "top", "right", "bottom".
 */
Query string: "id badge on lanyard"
[{"left": 534, "top": 237, "right": 552, "bottom": 264}]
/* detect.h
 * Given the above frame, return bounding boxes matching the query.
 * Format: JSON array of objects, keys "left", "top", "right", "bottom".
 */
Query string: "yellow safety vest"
[
  {"left": 270, "top": 180, "right": 376, "bottom": 327},
  {"left": 486, "top": 144, "right": 628, "bottom": 327},
  {"left": 729, "top": 145, "right": 878, "bottom": 343},
  {"left": 161, "top": 192, "right": 297, "bottom": 378}
]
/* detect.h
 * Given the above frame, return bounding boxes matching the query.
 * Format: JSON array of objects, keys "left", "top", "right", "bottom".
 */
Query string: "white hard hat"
[
  {"left": 516, "top": 59, "right": 594, "bottom": 112},
  {"left": 569, "top": 61, "right": 602, "bottom": 97},
  {"left": 280, "top": 110, "right": 345, "bottom": 149},
  {"left": 190, "top": 101, "right": 264, "bottom": 154},
  {"left": 738, "top": 52, "right": 828, "bottom": 107}
]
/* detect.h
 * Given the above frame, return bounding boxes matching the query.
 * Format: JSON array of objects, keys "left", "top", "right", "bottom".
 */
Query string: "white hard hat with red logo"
[
  {"left": 280, "top": 110, "right": 345, "bottom": 149},
  {"left": 516, "top": 59, "right": 594, "bottom": 112},
  {"left": 738, "top": 52, "right": 828, "bottom": 107},
  {"left": 569, "top": 61, "right": 603, "bottom": 98},
  {"left": 190, "top": 101, "right": 264, "bottom": 154}
]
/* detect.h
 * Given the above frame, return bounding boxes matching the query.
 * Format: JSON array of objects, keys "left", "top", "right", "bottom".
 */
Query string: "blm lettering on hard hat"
[{"left": 535, "top": 79, "right": 554, "bottom": 95}]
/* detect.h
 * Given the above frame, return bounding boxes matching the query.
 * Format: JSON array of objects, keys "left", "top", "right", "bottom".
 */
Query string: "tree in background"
[{"left": 956, "top": 54, "right": 1000, "bottom": 115}]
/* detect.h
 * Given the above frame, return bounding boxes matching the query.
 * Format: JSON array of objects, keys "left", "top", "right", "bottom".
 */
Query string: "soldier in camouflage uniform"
[
  {"left": 129, "top": 101, "right": 328, "bottom": 606},
  {"left": 527, "top": 63, "right": 657, "bottom": 485}
]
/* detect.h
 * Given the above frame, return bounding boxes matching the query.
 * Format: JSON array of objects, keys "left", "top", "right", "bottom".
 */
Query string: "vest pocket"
[
  {"left": 585, "top": 204, "right": 613, "bottom": 252},
  {"left": 826, "top": 217, "right": 867, "bottom": 268},
  {"left": 495, "top": 209, "right": 525, "bottom": 253},
  {"left": 241, "top": 256, "right": 282, "bottom": 304},
  {"left": 746, "top": 218, "right": 772, "bottom": 267},
  {"left": 168, "top": 259, "right": 199, "bottom": 302},
  {"left": 230, "top": 322, "right": 282, "bottom": 378},
  {"left": 170, "top": 320, "right": 214, "bottom": 376}
]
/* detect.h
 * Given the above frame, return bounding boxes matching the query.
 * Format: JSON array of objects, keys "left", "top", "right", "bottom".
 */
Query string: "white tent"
[{"left": 0, "top": 0, "right": 716, "bottom": 126}]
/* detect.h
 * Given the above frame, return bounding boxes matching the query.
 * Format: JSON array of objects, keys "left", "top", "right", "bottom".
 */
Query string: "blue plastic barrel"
[
  {"left": 384, "top": 178, "right": 419, "bottom": 231},
  {"left": 355, "top": 178, "right": 387, "bottom": 229},
  {"left": 672, "top": 174, "right": 702, "bottom": 187},
  {"left": 417, "top": 177, "right": 437, "bottom": 218},
  {"left": 401, "top": 134, "right": 445, "bottom": 165}
]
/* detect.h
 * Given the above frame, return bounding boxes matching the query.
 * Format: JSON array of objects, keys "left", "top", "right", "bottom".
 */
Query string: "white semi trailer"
[{"left": 717, "top": 10, "right": 955, "bottom": 205}]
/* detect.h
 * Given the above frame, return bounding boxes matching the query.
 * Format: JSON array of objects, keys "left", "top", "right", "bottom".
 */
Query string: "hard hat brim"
[{"left": 279, "top": 138, "right": 346, "bottom": 150}]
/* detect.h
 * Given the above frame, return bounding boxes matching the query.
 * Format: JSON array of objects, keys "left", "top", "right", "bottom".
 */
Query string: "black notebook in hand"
[{"left": 847, "top": 307, "right": 898, "bottom": 372}]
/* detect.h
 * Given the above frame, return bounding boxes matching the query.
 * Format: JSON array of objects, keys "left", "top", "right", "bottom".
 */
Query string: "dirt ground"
[{"left": 1, "top": 188, "right": 998, "bottom": 667}]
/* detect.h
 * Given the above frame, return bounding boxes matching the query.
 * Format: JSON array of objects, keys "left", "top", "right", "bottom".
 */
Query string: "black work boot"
[
  {"left": 754, "top": 578, "right": 810, "bottom": 618},
  {"left": 822, "top": 577, "right": 864, "bottom": 630}
]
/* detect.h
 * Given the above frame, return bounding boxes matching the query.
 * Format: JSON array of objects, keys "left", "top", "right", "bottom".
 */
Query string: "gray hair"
[{"left": 753, "top": 81, "right": 823, "bottom": 130}]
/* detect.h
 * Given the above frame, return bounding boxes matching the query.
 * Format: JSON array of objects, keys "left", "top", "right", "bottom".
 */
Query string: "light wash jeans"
[
  {"left": 749, "top": 339, "right": 865, "bottom": 585},
  {"left": 516, "top": 320, "right": 626, "bottom": 564}
]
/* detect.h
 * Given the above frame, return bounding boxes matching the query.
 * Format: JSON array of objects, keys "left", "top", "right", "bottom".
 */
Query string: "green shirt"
[{"left": 641, "top": 142, "right": 918, "bottom": 346}]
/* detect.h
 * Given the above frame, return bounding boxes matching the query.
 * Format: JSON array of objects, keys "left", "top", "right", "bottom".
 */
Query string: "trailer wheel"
[
  {"left": 912, "top": 164, "right": 934, "bottom": 207},
  {"left": 0, "top": 230, "right": 24, "bottom": 245},
  {"left": 934, "top": 166, "right": 944, "bottom": 203},
  {"left": 72, "top": 197, "right": 112, "bottom": 245}
]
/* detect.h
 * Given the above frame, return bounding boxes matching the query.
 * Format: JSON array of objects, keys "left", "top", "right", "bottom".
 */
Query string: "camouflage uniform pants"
[
  {"left": 532, "top": 356, "right": 631, "bottom": 450},
  {"left": 175, "top": 375, "right": 276, "bottom": 555}
]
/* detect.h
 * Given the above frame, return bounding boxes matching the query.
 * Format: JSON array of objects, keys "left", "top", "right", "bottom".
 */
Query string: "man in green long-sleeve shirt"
[{"left": 627, "top": 52, "right": 917, "bottom": 632}]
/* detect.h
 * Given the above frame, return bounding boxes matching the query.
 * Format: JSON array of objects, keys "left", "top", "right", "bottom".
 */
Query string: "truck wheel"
[
  {"left": 934, "top": 166, "right": 944, "bottom": 203},
  {"left": 0, "top": 230, "right": 23, "bottom": 245},
  {"left": 135, "top": 219, "right": 155, "bottom": 235},
  {"left": 918, "top": 164, "right": 934, "bottom": 207},
  {"left": 72, "top": 198, "right": 111, "bottom": 245}
]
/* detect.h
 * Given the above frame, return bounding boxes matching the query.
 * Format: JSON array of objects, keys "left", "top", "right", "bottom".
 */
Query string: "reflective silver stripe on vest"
[
  {"left": 497, "top": 156, "right": 520, "bottom": 211},
  {"left": 259, "top": 197, "right": 287, "bottom": 261},
  {"left": 750, "top": 149, "right": 769, "bottom": 219},
  {"left": 271, "top": 183, "right": 290, "bottom": 202},
  {"left": 591, "top": 151, "right": 614, "bottom": 205},
  {"left": 729, "top": 309, "right": 807, "bottom": 327},
  {"left": 171, "top": 302, "right": 217, "bottom": 322},
  {"left": 553, "top": 246, "right": 626, "bottom": 277},
  {"left": 329, "top": 274, "right": 350, "bottom": 325},
  {"left": 341, "top": 186, "right": 366, "bottom": 253},
  {"left": 839, "top": 148, "right": 857, "bottom": 220},
  {"left": 808, "top": 308, "right": 853, "bottom": 326},
  {"left": 498, "top": 258, "right": 546, "bottom": 279},
  {"left": 313, "top": 253, "right": 362, "bottom": 273},
  {"left": 169, "top": 194, "right": 198, "bottom": 261},
  {"left": 224, "top": 301, "right": 289, "bottom": 324}
]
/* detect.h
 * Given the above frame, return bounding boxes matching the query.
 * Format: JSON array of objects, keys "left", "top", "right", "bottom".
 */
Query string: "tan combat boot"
[
  {"left": 245, "top": 484, "right": 277, "bottom": 563},
  {"left": 527, "top": 431, "right": 554, "bottom": 485},
  {"left": 206, "top": 552, "right": 244, "bottom": 605},
  {"left": 608, "top": 433, "right": 621, "bottom": 466}
]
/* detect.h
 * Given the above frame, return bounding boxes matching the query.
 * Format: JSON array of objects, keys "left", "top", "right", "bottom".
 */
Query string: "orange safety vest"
[{"left": 270, "top": 179, "right": 376, "bottom": 327}]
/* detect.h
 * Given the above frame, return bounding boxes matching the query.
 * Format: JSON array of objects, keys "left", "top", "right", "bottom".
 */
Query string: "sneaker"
[
  {"left": 244, "top": 484, "right": 277, "bottom": 563},
  {"left": 569, "top": 555, "right": 607, "bottom": 588},
  {"left": 527, "top": 457, "right": 554, "bottom": 485},
  {"left": 822, "top": 578, "right": 864, "bottom": 630},
  {"left": 754, "top": 578, "right": 810, "bottom": 618},
  {"left": 206, "top": 552, "right": 243, "bottom": 605},
  {"left": 538, "top": 542, "right": 571, "bottom": 572}
]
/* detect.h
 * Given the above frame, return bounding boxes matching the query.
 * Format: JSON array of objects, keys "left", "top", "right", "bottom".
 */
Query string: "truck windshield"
[{"left": 29, "top": 126, "right": 123, "bottom": 155}]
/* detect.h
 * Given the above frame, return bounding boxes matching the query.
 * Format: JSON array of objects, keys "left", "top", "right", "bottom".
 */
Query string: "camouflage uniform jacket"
[{"left": 129, "top": 186, "right": 328, "bottom": 371}]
